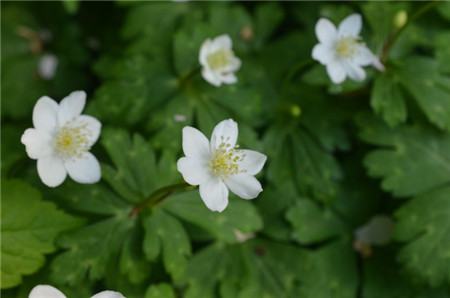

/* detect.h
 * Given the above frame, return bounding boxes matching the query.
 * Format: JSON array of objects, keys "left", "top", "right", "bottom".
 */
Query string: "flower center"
[
  {"left": 54, "top": 122, "right": 91, "bottom": 159},
  {"left": 335, "top": 37, "right": 359, "bottom": 58},
  {"left": 210, "top": 141, "right": 245, "bottom": 178},
  {"left": 207, "top": 49, "right": 232, "bottom": 70}
]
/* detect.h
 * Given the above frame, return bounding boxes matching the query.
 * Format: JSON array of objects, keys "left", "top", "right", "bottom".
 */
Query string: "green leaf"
[
  {"left": 120, "top": 228, "right": 151, "bottom": 284},
  {"left": 397, "top": 56, "right": 450, "bottom": 131},
  {"left": 363, "top": 248, "right": 450, "bottom": 298},
  {"left": 51, "top": 215, "right": 134, "bottom": 285},
  {"left": 359, "top": 117, "right": 450, "bottom": 197},
  {"left": 143, "top": 209, "right": 191, "bottom": 281},
  {"left": 1, "top": 125, "right": 25, "bottom": 177},
  {"left": 183, "top": 240, "right": 305, "bottom": 298},
  {"left": 101, "top": 128, "right": 179, "bottom": 203},
  {"left": 145, "top": 283, "right": 176, "bottom": 298},
  {"left": 1, "top": 180, "right": 80, "bottom": 289},
  {"left": 286, "top": 199, "right": 346, "bottom": 244},
  {"left": 435, "top": 31, "right": 450, "bottom": 74},
  {"left": 371, "top": 72, "right": 407, "bottom": 127},
  {"left": 163, "top": 191, "right": 263, "bottom": 243},
  {"left": 298, "top": 240, "right": 357, "bottom": 298},
  {"left": 395, "top": 186, "right": 450, "bottom": 286},
  {"left": 252, "top": 3, "right": 284, "bottom": 49},
  {"left": 264, "top": 126, "right": 342, "bottom": 202},
  {"left": 88, "top": 55, "right": 178, "bottom": 127}
]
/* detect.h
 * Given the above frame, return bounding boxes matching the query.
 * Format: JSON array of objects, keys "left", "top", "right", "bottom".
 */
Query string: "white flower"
[
  {"left": 21, "top": 91, "right": 102, "bottom": 187},
  {"left": 38, "top": 54, "right": 58, "bottom": 80},
  {"left": 199, "top": 34, "right": 241, "bottom": 87},
  {"left": 312, "top": 13, "right": 383, "bottom": 84},
  {"left": 29, "top": 285, "right": 125, "bottom": 298},
  {"left": 355, "top": 215, "right": 394, "bottom": 246},
  {"left": 177, "top": 119, "right": 266, "bottom": 212}
]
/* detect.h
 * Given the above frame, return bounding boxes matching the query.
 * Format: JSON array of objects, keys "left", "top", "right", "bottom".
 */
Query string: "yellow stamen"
[
  {"left": 54, "top": 122, "right": 91, "bottom": 159},
  {"left": 335, "top": 37, "right": 359, "bottom": 58},
  {"left": 207, "top": 49, "right": 232, "bottom": 70},
  {"left": 210, "top": 139, "right": 245, "bottom": 178}
]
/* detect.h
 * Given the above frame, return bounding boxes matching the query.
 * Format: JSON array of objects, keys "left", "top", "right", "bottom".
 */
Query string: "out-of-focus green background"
[{"left": 1, "top": 1, "right": 450, "bottom": 297}]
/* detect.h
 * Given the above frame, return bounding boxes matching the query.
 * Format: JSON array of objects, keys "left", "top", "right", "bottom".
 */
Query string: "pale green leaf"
[{"left": 1, "top": 180, "right": 80, "bottom": 289}]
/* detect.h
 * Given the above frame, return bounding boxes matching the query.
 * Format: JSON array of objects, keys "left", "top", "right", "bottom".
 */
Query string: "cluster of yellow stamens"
[
  {"left": 210, "top": 138, "right": 246, "bottom": 178},
  {"left": 54, "top": 121, "right": 91, "bottom": 160},
  {"left": 335, "top": 37, "right": 359, "bottom": 58},
  {"left": 207, "top": 49, "right": 233, "bottom": 70}
]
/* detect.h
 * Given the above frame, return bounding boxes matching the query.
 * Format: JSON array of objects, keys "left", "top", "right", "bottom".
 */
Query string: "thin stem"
[
  {"left": 130, "top": 182, "right": 195, "bottom": 217},
  {"left": 178, "top": 67, "right": 201, "bottom": 89},
  {"left": 381, "top": 2, "right": 439, "bottom": 64},
  {"left": 282, "top": 59, "right": 315, "bottom": 91}
]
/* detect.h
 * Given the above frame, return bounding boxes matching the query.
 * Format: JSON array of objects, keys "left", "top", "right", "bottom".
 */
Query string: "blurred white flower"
[
  {"left": 38, "top": 54, "right": 58, "bottom": 80},
  {"left": 199, "top": 34, "right": 241, "bottom": 87},
  {"left": 21, "top": 91, "right": 101, "bottom": 187},
  {"left": 355, "top": 215, "right": 394, "bottom": 245},
  {"left": 312, "top": 13, "right": 383, "bottom": 84},
  {"left": 29, "top": 285, "right": 125, "bottom": 298},
  {"left": 234, "top": 229, "right": 255, "bottom": 243},
  {"left": 354, "top": 215, "right": 394, "bottom": 257},
  {"left": 177, "top": 119, "right": 266, "bottom": 212},
  {"left": 174, "top": 114, "right": 187, "bottom": 123}
]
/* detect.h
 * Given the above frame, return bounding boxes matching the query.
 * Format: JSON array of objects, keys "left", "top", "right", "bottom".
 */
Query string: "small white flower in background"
[
  {"left": 353, "top": 215, "right": 394, "bottom": 257},
  {"left": 21, "top": 91, "right": 102, "bottom": 187},
  {"left": 38, "top": 54, "right": 58, "bottom": 80},
  {"left": 199, "top": 34, "right": 241, "bottom": 87},
  {"left": 174, "top": 113, "right": 187, "bottom": 123},
  {"left": 234, "top": 229, "right": 255, "bottom": 243},
  {"left": 312, "top": 13, "right": 384, "bottom": 84},
  {"left": 177, "top": 119, "right": 266, "bottom": 212},
  {"left": 29, "top": 285, "right": 125, "bottom": 298}
]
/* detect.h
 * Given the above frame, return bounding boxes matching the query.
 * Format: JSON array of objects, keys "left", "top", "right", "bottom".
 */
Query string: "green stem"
[
  {"left": 381, "top": 2, "right": 439, "bottom": 64},
  {"left": 130, "top": 182, "right": 195, "bottom": 217},
  {"left": 282, "top": 59, "right": 315, "bottom": 90},
  {"left": 178, "top": 67, "right": 201, "bottom": 89}
]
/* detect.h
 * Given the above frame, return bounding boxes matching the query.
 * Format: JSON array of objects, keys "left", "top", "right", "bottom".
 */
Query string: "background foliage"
[{"left": 1, "top": 1, "right": 450, "bottom": 297}]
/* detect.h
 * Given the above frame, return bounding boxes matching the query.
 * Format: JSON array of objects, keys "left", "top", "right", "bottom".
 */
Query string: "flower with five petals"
[
  {"left": 312, "top": 13, "right": 383, "bottom": 84},
  {"left": 177, "top": 119, "right": 266, "bottom": 212},
  {"left": 21, "top": 91, "right": 101, "bottom": 187}
]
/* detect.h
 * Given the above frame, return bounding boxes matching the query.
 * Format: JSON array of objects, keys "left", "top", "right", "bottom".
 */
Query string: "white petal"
[
  {"left": 32, "top": 96, "right": 59, "bottom": 133},
  {"left": 238, "top": 149, "right": 267, "bottom": 175},
  {"left": 225, "top": 174, "right": 263, "bottom": 200},
  {"left": 37, "top": 156, "right": 67, "bottom": 187},
  {"left": 343, "top": 62, "right": 366, "bottom": 81},
  {"left": 312, "top": 44, "right": 334, "bottom": 64},
  {"left": 372, "top": 55, "right": 385, "bottom": 72},
  {"left": 214, "top": 34, "right": 232, "bottom": 49},
  {"left": 182, "top": 126, "right": 211, "bottom": 159},
  {"left": 199, "top": 39, "right": 212, "bottom": 66},
  {"left": 58, "top": 91, "right": 86, "bottom": 125},
  {"left": 220, "top": 73, "right": 237, "bottom": 84},
  {"left": 202, "top": 67, "right": 222, "bottom": 87},
  {"left": 222, "top": 56, "right": 241, "bottom": 73},
  {"left": 21, "top": 128, "right": 53, "bottom": 159},
  {"left": 65, "top": 152, "right": 101, "bottom": 184},
  {"left": 315, "top": 18, "right": 337, "bottom": 45},
  {"left": 177, "top": 156, "right": 211, "bottom": 186},
  {"left": 210, "top": 119, "right": 238, "bottom": 150},
  {"left": 199, "top": 178, "right": 229, "bottom": 212},
  {"left": 338, "top": 14, "right": 362, "bottom": 37},
  {"left": 91, "top": 291, "right": 126, "bottom": 298},
  {"left": 354, "top": 46, "right": 376, "bottom": 66},
  {"left": 29, "top": 285, "right": 67, "bottom": 298},
  {"left": 326, "top": 62, "right": 346, "bottom": 84},
  {"left": 71, "top": 115, "right": 102, "bottom": 147}
]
